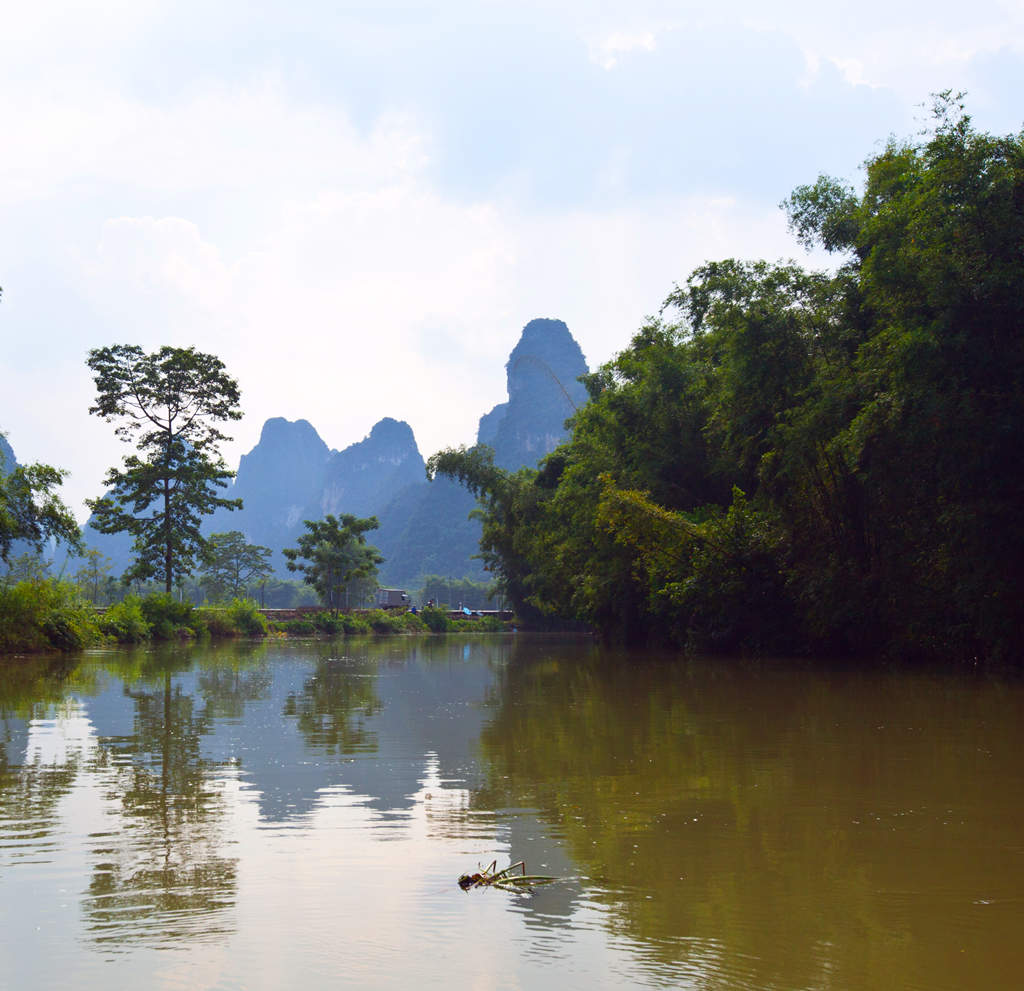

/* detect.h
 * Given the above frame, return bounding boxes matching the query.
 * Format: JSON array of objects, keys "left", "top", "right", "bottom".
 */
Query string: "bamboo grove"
[{"left": 429, "top": 97, "right": 1024, "bottom": 661}]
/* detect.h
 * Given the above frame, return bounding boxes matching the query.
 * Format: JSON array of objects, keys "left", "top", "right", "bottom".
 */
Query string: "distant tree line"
[{"left": 430, "top": 96, "right": 1024, "bottom": 661}]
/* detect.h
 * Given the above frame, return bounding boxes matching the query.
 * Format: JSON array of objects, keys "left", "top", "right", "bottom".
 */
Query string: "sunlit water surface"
[{"left": 1, "top": 637, "right": 1022, "bottom": 989}]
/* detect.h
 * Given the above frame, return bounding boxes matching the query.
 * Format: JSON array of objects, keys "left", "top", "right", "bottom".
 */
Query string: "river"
[{"left": 1, "top": 636, "right": 1021, "bottom": 989}]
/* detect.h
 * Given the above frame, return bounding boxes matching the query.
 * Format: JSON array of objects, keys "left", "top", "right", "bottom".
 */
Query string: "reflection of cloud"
[{"left": 24, "top": 700, "right": 97, "bottom": 765}]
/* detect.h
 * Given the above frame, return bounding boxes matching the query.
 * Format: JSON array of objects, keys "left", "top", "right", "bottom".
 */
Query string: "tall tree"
[
  {"left": 86, "top": 345, "right": 242, "bottom": 594},
  {"left": 0, "top": 435, "right": 81, "bottom": 566},
  {"left": 73, "top": 549, "right": 113, "bottom": 604},
  {"left": 283, "top": 514, "right": 383, "bottom": 613},
  {"left": 199, "top": 531, "right": 273, "bottom": 602}
]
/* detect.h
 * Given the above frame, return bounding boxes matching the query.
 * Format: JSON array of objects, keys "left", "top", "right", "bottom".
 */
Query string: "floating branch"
[{"left": 457, "top": 860, "right": 558, "bottom": 892}]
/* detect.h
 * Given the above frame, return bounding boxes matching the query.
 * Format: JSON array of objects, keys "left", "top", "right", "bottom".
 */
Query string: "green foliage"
[
  {"left": 200, "top": 531, "right": 274, "bottom": 602},
  {"left": 0, "top": 579, "right": 97, "bottom": 652},
  {"left": 42, "top": 602, "right": 97, "bottom": 651},
  {"left": 98, "top": 596, "right": 150, "bottom": 643},
  {"left": 418, "top": 605, "right": 452, "bottom": 632},
  {"left": 3, "top": 553, "right": 52, "bottom": 584},
  {"left": 139, "top": 593, "right": 195, "bottom": 640},
  {"left": 431, "top": 98, "right": 1024, "bottom": 660},
  {"left": 85, "top": 345, "right": 243, "bottom": 594},
  {"left": 244, "top": 577, "right": 319, "bottom": 608},
  {"left": 0, "top": 437, "right": 82, "bottom": 565},
  {"left": 450, "top": 614, "right": 506, "bottom": 632},
  {"left": 199, "top": 608, "right": 235, "bottom": 638},
  {"left": 366, "top": 609, "right": 403, "bottom": 633},
  {"left": 226, "top": 597, "right": 268, "bottom": 636},
  {"left": 283, "top": 514, "right": 383, "bottom": 613},
  {"left": 277, "top": 618, "right": 316, "bottom": 635},
  {"left": 73, "top": 549, "right": 114, "bottom": 604}
]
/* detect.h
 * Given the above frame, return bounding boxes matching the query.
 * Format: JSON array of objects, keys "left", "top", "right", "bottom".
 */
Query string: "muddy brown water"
[{"left": 1, "top": 636, "right": 1021, "bottom": 989}]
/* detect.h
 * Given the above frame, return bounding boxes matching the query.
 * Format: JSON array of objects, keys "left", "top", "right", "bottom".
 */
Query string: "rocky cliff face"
[
  {"left": 82, "top": 318, "right": 589, "bottom": 588},
  {"left": 377, "top": 317, "right": 589, "bottom": 584},
  {"left": 482, "top": 317, "right": 589, "bottom": 470},
  {"left": 0, "top": 434, "right": 16, "bottom": 472},
  {"left": 209, "top": 416, "right": 424, "bottom": 573},
  {"left": 319, "top": 418, "right": 424, "bottom": 518},
  {"left": 205, "top": 417, "right": 331, "bottom": 569}
]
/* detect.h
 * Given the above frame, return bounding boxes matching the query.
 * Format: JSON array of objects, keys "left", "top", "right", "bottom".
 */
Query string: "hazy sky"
[{"left": 2, "top": 0, "right": 1022, "bottom": 520}]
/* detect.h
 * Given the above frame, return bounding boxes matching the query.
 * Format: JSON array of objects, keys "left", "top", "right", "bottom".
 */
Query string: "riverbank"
[{"left": 0, "top": 579, "right": 517, "bottom": 654}]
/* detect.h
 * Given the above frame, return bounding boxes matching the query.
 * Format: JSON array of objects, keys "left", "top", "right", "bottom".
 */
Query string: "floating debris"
[{"left": 457, "top": 860, "right": 558, "bottom": 892}]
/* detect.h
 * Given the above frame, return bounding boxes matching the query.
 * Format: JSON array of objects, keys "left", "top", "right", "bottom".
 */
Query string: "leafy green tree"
[
  {"left": 283, "top": 514, "right": 383, "bottom": 613},
  {"left": 0, "top": 438, "right": 82, "bottom": 565},
  {"left": 85, "top": 345, "right": 243, "bottom": 595},
  {"left": 2, "top": 552, "right": 52, "bottom": 585},
  {"left": 779, "top": 93, "right": 1024, "bottom": 653},
  {"left": 431, "top": 97, "right": 1024, "bottom": 658},
  {"left": 73, "top": 549, "right": 113, "bottom": 604},
  {"left": 199, "top": 531, "right": 273, "bottom": 602}
]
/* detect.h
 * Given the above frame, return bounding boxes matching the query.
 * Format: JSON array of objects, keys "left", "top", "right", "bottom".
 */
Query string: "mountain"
[
  {"left": 83, "top": 317, "right": 589, "bottom": 589},
  {"left": 212, "top": 416, "right": 426, "bottom": 574},
  {"left": 479, "top": 317, "right": 589, "bottom": 469},
  {"left": 374, "top": 317, "right": 589, "bottom": 584},
  {"left": 205, "top": 417, "right": 331, "bottom": 571},
  {"left": 319, "top": 418, "right": 425, "bottom": 518}
]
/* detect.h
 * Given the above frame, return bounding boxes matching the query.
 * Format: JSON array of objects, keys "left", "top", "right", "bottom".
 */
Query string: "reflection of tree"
[
  {"left": 84, "top": 649, "right": 242, "bottom": 945},
  {"left": 283, "top": 652, "right": 382, "bottom": 754},
  {"left": 196, "top": 646, "right": 273, "bottom": 722},
  {"left": 475, "top": 645, "right": 1024, "bottom": 990}
]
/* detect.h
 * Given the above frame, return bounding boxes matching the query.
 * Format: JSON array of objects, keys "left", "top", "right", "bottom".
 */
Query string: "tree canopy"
[
  {"left": 199, "top": 531, "right": 273, "bottom": 602},
  {"left": 86, "top": 345, "right": 243, "bottom": 593},
  {"left": 0, "top": 435, "right": 81, "bottom": 566},
  {"left": 283, "top": 514, "right": 383, "bottom": 612},
  {"left": 430, "top": 96, "right": 1024, "bottom": 661}
]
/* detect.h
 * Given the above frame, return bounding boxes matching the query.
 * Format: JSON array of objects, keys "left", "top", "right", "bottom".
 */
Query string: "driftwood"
[{"left": 457, "top": 860, "right": 557, "bottom": 892}]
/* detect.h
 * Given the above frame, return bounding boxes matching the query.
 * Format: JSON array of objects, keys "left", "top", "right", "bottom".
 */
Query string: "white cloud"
[
  {"left": 590, "top": 31, "right": 658, "bottom": 70},
  {"left": 2, "top": 0, "right": 1021, "bottom": 524}
]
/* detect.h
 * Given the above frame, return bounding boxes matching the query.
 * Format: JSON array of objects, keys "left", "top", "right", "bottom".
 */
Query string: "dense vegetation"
[
  {"left": 429, "top": 98, "right": 1024, "bottom": 661},
  {"left": 0, "top": 579, "right": 509, "bottom": 651},
  {"left": 0, "top": 584, "right": 269, "bottom": 651}
]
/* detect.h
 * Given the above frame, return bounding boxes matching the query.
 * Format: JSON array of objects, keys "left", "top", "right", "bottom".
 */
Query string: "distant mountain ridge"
[{"left": 83, "top": 318, "right": 589, "bottom": 588}]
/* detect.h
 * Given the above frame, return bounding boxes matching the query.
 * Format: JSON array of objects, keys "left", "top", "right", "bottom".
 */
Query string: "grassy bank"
[
  {"left": 265, "top": 605, "right": 508, "bottom": 637},
  {"left": 0, "top": 580, "right": 513, "bottom": 653}
]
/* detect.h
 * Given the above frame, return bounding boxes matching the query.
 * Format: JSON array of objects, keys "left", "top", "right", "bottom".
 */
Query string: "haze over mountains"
[{"left": 79, "top": 318, "right": 589, "bottom": 588}]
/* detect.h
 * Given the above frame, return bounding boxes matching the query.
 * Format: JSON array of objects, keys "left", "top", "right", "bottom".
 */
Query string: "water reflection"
[
  {"left": 477, "top": 646, "right": 1024, "bottom": 990},
  {"left": 0, "top": 639, "right": 1022, "bottom": 989},
  {"left": 86, "top": 650, "right": 238, "bottom": 946}
]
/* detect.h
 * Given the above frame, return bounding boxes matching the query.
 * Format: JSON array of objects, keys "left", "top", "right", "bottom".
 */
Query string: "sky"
[{"left": 2, "top": 0, "right": 1022, "bottom": 521}]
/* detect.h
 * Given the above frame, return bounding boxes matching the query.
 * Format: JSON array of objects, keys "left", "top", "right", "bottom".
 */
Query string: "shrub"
[
  {"left": 140, "top": 593, "right": 196, "bottom": 640},
  {"left": 366, "top": 609, "right": 404, "bottom": 633},
  {"left": 98, "top": 595, "right": 150, "bottom": 643},
  {"left": 201, "top": 608, "right": 235, "bottom": 638},
  {"left": 397, "top": 611, "right": 427, "bottom": 632},
  {"left": 0, "top": 579, "right": 99, "bottom": 652},
  {"left": 226, "top": 597, "right": 268, "bottom": 636},
  {"left": 42, "top": 605, "right": 95, "bottom": 650},
  {"left": 274, "top": 618, "right": 316, "bottom": 635},
  {"left": 339, "top": 612, "right": 370, "bottom": 634},
  {"left": 419, "top": 606, "right": 452, "bottom": 633}
]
